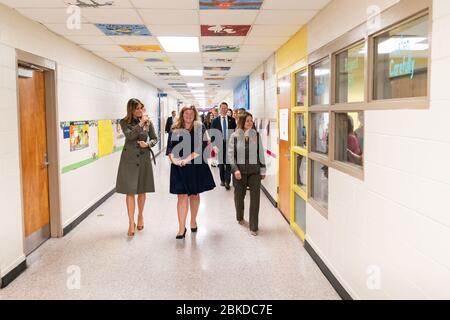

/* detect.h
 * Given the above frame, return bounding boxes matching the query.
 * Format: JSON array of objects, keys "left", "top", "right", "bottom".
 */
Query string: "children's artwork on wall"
[
  {"left": 113, "top": 119, "right": 125, "bottom": 140},
  {"left": 60, "top": 121, "right": 98, "bottom": 174},
  {"left": 120, "top": 45, "right": 162, "bottom": 53},
  {"left": 98, "top": 120, "right": 114, "bottom": 158},
  {"left": 200, "top": 0, "right": 264, "bottom": 10},
  {"left": 63, "top": 125, "right": 70, "bottom": 139},
  {"left": 70, "top": 121, "right": 90, "bottom": 152},
  {"left": 201, "top": 25, "right": 251, "bottom": 36},
  {"left": 233, "top": 76, "right": 250, "bottom": 110},
  {"left": 96, "top": 24, "right": 151, "bottom": 36}
]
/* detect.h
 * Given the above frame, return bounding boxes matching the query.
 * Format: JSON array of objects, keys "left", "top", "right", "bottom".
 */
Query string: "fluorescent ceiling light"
[
  {"left": 157, "top": 37, "right": 199, "bottom": 53},
  {"left": 187, "top": 83, "right": 204, "bottom": 87},
  {"left": 180, "top": 69, "right": 203, "bottom": 76}
]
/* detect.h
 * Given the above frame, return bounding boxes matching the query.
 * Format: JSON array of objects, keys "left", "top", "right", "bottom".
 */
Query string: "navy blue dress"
[{"left": 167, "top": 124, "right": 216, "bottom": 196}]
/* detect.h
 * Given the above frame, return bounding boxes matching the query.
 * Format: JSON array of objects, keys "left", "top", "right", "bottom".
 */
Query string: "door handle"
[{"left": 43, "top": 153, "right": 49, "bottom": 168}]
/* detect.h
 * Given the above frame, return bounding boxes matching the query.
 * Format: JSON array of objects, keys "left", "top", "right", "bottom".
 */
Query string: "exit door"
[{"left": 18, "top": 65, "right": 51, "bottom": 255}]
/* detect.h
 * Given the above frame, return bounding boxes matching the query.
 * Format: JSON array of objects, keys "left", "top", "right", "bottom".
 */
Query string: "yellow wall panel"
[
  {"left": 98, "top": 120, "right": 114, "bottom": 158},
  {"left": 276, "top": 26, "right": 308, "bottom": 75}
]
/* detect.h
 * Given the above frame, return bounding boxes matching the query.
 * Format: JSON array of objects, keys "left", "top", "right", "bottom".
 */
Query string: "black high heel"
[
  {"left": 191, "top": 225, "right": 198, "bottom": 233},
  {"left": 176, "top": 228, "right": 187, "bottom": 240}
]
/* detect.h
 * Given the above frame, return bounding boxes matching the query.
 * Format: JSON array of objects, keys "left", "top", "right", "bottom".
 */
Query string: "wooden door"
[
  {"left": 278, "top": 75, "right": 291, "bottom": 221},
  {"left": 18, "top": 67, "right": 51, "bottom": 254}
]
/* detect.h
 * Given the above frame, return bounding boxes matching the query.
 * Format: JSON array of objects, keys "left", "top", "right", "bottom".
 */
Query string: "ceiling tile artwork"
[
  {"left": 201, "top": 25, "right": 251, "bottom": 36},
  {"left": 1, "top": 0, "right": 331, "bottom": 104}
]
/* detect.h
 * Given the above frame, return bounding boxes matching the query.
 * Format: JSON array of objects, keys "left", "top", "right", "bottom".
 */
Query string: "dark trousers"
[
  {"left": 219, "top": 140, "right": 231, "bottom": 184},
  {"left": 234, "top": 173, "right": 262, "bottom": 232},
  {"left": 219, "top": 164, "right": 231, "bottom": 184}
]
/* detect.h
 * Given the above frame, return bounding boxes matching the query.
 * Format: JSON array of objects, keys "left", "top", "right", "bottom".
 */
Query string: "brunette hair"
[
  {"left": 124, "top": 98, "right": 144, "bottom": 124},
  {"left": 237, "top": 112, "right": 253, "bottom": 130}
]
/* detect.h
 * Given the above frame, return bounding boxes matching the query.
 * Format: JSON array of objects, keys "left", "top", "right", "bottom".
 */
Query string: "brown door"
[
  {"left": 278, "top": 75, "right": 291, "bottom": 221},
  {"left": 18, "top": 66, "right": 51, "bottom": 255}
]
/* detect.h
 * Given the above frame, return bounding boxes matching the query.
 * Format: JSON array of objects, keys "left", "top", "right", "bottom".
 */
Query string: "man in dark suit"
[
  {"left": 211, "top": 102, "right": 236, "bottom": 190},
  {"left": 165, "top": 110, "right": 176, "bottom": 133}
]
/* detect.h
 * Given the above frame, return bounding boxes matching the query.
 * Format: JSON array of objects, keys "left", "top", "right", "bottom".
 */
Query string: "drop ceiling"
[{"left": 0, "top": 0, "right": 331, "bottom": 106}]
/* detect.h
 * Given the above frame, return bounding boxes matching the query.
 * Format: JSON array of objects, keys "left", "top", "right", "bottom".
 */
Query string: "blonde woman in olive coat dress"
[{"left": 116, "top": 98, "right": 158, "bottom": 237}]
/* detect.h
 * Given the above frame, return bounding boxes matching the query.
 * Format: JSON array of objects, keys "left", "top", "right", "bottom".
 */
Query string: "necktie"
[{"left": 222, "top": 117, "right": 227, "bottom": 140}]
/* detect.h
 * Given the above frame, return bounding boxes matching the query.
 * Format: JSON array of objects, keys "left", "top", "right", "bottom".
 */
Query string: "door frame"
[
  {"left": 276, "top": 72, "right": 292, "bottom": 223},
  {"left": 15, "top": 50, "right": 63, "bottom": 245}
]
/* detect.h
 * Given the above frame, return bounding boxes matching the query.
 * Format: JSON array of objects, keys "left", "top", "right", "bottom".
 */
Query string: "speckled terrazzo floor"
[{"left": 0, "top": 156, "right": 339, "bottom": 300}]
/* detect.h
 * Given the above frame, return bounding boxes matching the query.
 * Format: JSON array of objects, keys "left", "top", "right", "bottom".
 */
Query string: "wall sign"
[{"left": 279, "top": 109, "right": 289, "bottom": 142}]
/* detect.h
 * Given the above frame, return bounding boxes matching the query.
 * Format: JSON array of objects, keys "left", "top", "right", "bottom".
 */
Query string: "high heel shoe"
[
  {"left": 137, "top": 216, "right": 144, "bottom": 231},
  {"left": 190, "top": 225, "right": 198, "bottom": 233},
  {"left": 176, "top": 228, "right": 187, "bottom": 240},
  {"left": 128, "top": 223, "right": 136, "bottom": 237}
]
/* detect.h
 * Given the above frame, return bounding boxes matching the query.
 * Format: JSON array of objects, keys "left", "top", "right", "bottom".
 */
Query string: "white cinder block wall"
[
  {"left": 249, "top": 54, "right": 278, "bottom": 200},
  {"left": 306, "top": 0, "right": 450, "bottom": 299},
  {"left": 0, "top": 4, "right": 173, "bottom": 279}
]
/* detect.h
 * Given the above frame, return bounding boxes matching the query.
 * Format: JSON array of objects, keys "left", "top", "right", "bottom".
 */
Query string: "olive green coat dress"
[{"left": 116, "top": 118, "right": 158, "bottom": 195}]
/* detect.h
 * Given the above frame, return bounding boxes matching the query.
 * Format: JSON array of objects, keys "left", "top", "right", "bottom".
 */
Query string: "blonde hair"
[{"left": 172, "top": 105, "right": 201, "bottom": 130}]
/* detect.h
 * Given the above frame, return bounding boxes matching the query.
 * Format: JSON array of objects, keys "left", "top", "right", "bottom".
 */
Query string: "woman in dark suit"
[
  {"left": 116, "top": 98, "right": 158, "bottom": 237},
  {"left": 166, "top": 105, "right": 216, "bottom": 239},
  {"left": 228, "top": 112, "right": 266, "bottom": 236}
]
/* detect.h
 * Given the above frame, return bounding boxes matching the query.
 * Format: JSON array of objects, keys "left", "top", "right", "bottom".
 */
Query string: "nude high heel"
[{"left": 128, "top": 223, "right": 136, "bottom": 237}]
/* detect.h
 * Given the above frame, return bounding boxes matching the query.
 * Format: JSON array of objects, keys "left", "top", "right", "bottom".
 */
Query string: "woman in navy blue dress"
[{"left": 166, "top": 105, "right": 216, "bottom": 239}]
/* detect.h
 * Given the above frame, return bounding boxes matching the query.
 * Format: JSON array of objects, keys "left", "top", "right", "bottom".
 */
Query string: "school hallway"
[
  {"left": 1, "top": 0, "right": 449, "bottom": 301},
  {"left": 0, "top": 157, "right": 339, "bottom": 300}
]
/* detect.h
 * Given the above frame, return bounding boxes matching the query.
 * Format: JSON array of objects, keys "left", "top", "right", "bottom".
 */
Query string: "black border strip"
[
  {"left": 63, "top": 188, "right": 116, "bottom": 236},
  {"left": 304, "top": 240, "right": 353, "bottom": 300},
  {"left": 0, "top": 260, "right": 27, "bottom": 289},
  {"left": 261, "top": 184, "right": 277, "bottom": 208}
]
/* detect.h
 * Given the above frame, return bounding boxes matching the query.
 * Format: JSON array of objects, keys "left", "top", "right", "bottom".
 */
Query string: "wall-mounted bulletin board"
[{"left": 60, "top": 119, "right": 126, "bottom": 174}]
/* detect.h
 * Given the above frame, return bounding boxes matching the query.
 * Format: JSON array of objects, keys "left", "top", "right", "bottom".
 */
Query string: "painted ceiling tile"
[
  {"left": 199, "top": 0, "right": 263, "bottom": 10},
  {"left": 201, "top": 25, "right": 251, "bottom": 36}
]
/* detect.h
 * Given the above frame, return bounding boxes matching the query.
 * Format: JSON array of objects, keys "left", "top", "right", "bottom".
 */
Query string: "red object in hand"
[{"left": 211, "top": 149, "right": 216, "bottom": 158}]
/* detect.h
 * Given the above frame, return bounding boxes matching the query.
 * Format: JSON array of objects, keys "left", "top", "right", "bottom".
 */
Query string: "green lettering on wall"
[{"left": 389, "top": 55, "right": 416, "bottom": 79}]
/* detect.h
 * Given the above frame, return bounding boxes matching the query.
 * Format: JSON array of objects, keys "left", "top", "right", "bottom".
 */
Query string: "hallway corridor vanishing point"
[{"left": 0, "top": 156, "right": 339, "bottom": 300}]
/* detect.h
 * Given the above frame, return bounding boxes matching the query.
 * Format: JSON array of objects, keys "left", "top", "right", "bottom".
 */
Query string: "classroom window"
[
  {"left": 311, "top": 160, "right": 328, "bottom": 209},
  {"left": 310, "top": 112, "right": 329, "bottom": 155},
  {"left": 295, "top": 113, "right": 307, "bottom": 149},
  {"left": 335, "top": 112, "right": 364, "bottom": 167},
  {"left": 373, "top": 14, "right": 429, "bottom": 100},
  {"left": 336, "top": 42, "right": 366, "bottom": 103},
  {"left": 311, "top": 58, "right": 331, "bottom": 105},
  {"left": 295, "top": 154, "right": 307, "bottom": 192},
  {"left": 295, "top": 70, "right": 307, "bottom": 106},
  {"left": 294, "top": 193, "right": 306, "bottom": 232}
]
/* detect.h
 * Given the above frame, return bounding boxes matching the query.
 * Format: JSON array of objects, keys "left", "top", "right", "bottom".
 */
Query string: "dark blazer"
[
  {"left": 211, "top": 115, "right": 236, "bottom": 142},
  {"left": 165, "top": 116, "right": 174, "bottom": 133},
  {"left": 228, "top": 129, "right": 266, "bottom": 175}
]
